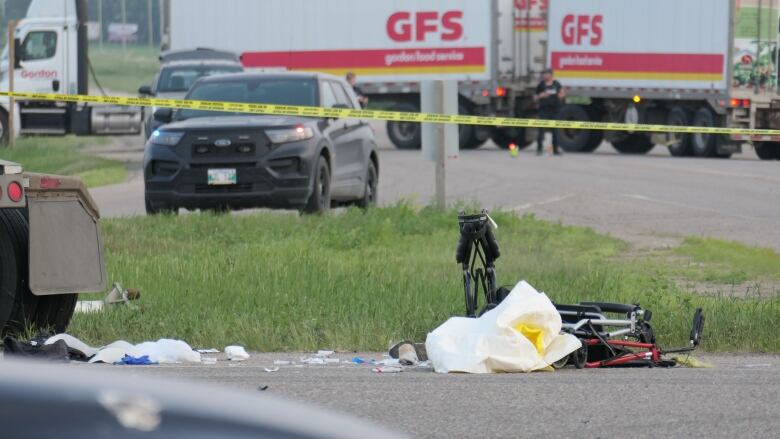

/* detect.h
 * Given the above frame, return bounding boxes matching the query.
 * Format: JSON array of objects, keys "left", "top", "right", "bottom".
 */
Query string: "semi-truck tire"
[
  {"left": 692, "top": 107, "right": 719, "bottom": 157},
  {"left": 754, "top": 142, "right": 780, "bottom": 160},
  {"left": 0, "top": 109, "right": 8, "bottom": 146},
  {"left": 666, "top": 106, "right": 693, "bottom": 157},
  {"left": 466, "top": 125, "right": 493, "bottom": 149},
  {"left": 0, "top": 209, "right": 38, "bottom": 336},
  {"left": 491, "top": 127, "right": 532, "bottom": 150},
  {"left": 612, "top": 134, "right": 655, "bottom": 154},
  {"left": 457, "top": 104, "right": 477, "bottom": 149},
  {"left": 33, "top": 293, "right": 78, "bottom": 334},
  {"left": 386, "top": 103, "right": 422, "bottom": 149},
  {"left": 556, "top": 105, "right": 600, "bottom": 152}
]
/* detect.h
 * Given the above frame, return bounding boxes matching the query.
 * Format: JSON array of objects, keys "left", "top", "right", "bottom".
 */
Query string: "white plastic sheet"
[{"left": 425, "top": 281, "right": 581, "bottom": 373}]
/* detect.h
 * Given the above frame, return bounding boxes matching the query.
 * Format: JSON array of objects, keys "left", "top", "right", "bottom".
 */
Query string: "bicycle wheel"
[{"left": 463, "top": 271, "right": 476, "bottom": 318}]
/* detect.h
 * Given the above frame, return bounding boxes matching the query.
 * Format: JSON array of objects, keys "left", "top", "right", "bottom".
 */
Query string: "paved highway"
[
  {"left": 92, "top": 124, "right": 780, "bottom": 250},
  {"left": 82, "top": 352, "right": 779, "bottom": 438}
]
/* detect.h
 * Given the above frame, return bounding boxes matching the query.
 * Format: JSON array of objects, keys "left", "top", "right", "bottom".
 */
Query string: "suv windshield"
[
  {"left": 176, "top": 77, "right": 319, "bottom": 120},
  {"left": 157, "top": 65, "right": 243, "bottom": 92}
]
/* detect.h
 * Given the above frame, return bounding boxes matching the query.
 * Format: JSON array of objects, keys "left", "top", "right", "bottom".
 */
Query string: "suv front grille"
[
  {"left": 192, "top": 143, "right": 256, "bottom": 157},
  {"left": 194, "top": 183, "right": 254, "bottom": 194}
]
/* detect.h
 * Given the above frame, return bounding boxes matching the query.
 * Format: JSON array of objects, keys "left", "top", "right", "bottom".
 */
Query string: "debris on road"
[
  {"left": 273, "top": 360, "right": 292, "bottom": 366},
  {"left": 225, "top": 346, "right": 250, "bottom": 361},
  {"left": 74, "top": 282, "right": 141, "bottom": 314},
  {"left": 202, "top": 357, "right": 217, "bottom": 365},
  {"left": 91, "top": 339, "right": 202, "bottom": 364},
  {"left": 351, "top": 357, "right": 366, "bottom": 364},
  {"left": 316, "top": 350, "right": 335, "bottom": 357},
  {"left": 426, "top": 281, "right": 581, "bottom": 374},
  {"left": 257, "top": 385, "right": 269, "bottom": 391},
  {"left": 372, "top": 365, "right": 403, "bottom": 374},
  {"left": 264, "top": 367, "right": 280, "bottom": 373},
  {"left": 196, "top": 348, "right": 220, "bottom": 354},
  {"left": 389, "top": 340, "right": 428, "bottom": 362},
  {"left": 114, "top": 354, "right": 156, "bottom": 365},
  {"left": 301, "top": 357, "right": 326, "bottom": 365}
]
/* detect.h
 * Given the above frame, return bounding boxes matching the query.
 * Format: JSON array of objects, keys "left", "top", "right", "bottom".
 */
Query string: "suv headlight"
[
  {"left": 150, "top": 130, "right": 184, "bottom": 146},
  {"left": 266, "top": 126, "right": 314, "bottom": 144}
]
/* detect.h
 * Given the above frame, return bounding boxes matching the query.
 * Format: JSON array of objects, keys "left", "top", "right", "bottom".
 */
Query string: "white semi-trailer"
[{"left": 164, "top": 0, "right": 780, "bottom": 160}]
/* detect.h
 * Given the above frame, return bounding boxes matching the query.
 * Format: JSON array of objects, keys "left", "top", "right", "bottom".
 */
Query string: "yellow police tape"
[{"left": 2, "top": 90, "right": 779, "bottom": 136}]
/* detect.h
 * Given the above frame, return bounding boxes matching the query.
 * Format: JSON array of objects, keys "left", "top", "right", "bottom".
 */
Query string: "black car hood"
[{"left": 161, "top": 115, "right": 315, "bottom": 130}]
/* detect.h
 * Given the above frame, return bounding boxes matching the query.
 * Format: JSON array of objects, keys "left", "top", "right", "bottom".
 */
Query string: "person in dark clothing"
[
  {"left": 534, "top": 68, "right": 565, "bottom": 155},
  {"left": 346, "top": 72, "right": 369, "bottom": 108}
]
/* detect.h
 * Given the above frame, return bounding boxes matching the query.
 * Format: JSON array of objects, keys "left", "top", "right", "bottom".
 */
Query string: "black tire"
[
  {"left": 573, "top": 343, "right": 588, "bottom": 369},
  {"left": 0, "top": 109, "right": 9, "bottom": 146},
  {"left": 144, "top": 194, "right": 175, "bottom": 215},
  {"left": 0, "top": 209, "right": 38, "bottom": 336},
  {"left": 612, "top": 134, "right": 655, "bottom": 154},
  {"left": 491, "top": 127, "right": 532, "bottom": 150},
  {"left": 755, "top": 142, "right": 780, "bottom": 160},
  {"left": 583, "top": 129, "right": 604, "bottom": 152},
  {"left": 556, "top": 105, "right": 592, "bottom": 152},
  {"left": 467, "top": 125, "right": 493, "bottom": 149},
  {"left": 303, "top": 155, "right": 331, "bottom": 214},
  {"left": 666, "top": 106, "right": 694, "bottom": 157},
  {"left": 463, "top": 271, "right": 476, "bottom": 318},
  {"left": 551, "top": 355, "right": 570, "bottom": 369},
  {"left": 457, "top": 104, "right": 476, "bottom": 150},
  {"left": 386, "top": 102, "right": 422, "bottom": 149},
  {"left": 357, "top": 160, "right": 378, "bottom": 208},
  {"left": 34, "top": 293, "right": 77, "bottom": 334},
  {"left": 692, "top": 107, "right": 720, "bottom": 157}
]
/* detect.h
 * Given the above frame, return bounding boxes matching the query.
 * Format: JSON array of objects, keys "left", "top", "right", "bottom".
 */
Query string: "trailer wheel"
[
  {"left": 0, "top": 109, "right": 8, "bottom": 146},
  {"left": 612, "top": 134, "right": 655, "bottom": 154},
  {"left": 0, "top": 209, "right": 39, "bottom": 336},
  {"left": 556, "top": 105, "right": 594, "bottom": 152},
  {"left": 692, "top": 107, "right": 720, "bottom": 157},
  {"left": 457, "top": 104, "right": 477, "bottom": 149},
  {"left": 386, "top": 103, "right": 422, "bottom": 149},
  {"left": 666, "top": 107, "right": 693, "bottom": 157},
  {"left": 754, "top": 142, "right": 779, "bottom": 160},
  {"left": 491, "top": 127, "right": 532, "bottom": 150},
  {"left": 34, "top": 293, "right": 78, "bottom": 334}
]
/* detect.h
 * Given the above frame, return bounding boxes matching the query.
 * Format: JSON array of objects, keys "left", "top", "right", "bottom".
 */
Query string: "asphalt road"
[
  {"left": 80, "top": 352, "right": 780, "bottom": 438},
  {"left": 92, "top": 124, "right": 780, "bottom": 250}
]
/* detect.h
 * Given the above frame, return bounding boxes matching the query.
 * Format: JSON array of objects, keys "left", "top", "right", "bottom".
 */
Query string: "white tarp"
[{"left": 425, "top": 281, "right": 581, "bottom": 373}]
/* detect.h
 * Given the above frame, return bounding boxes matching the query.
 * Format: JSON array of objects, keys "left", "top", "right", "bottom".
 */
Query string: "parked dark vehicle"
[
  {"left": 143, "top": 72, "right": 379, "bottom": 214},
  {"left": 139, "top": 49, "right": 244, "bottom": 139}
]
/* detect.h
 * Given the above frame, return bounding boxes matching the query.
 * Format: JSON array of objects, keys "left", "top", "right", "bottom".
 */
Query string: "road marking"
[
  {"left": 619, "top": 193, "right": 761, "bottom": 221},
  {"left": 513, "top": 194, "right": 575, "bottom": 211}
]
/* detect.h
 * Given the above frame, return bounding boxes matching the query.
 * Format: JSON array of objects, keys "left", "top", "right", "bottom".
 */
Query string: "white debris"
[
  {"left": 324, "top": 358, "right": 340, "bottom": 364},
  {"left": 196, "top": 348, "right": 220, "bottom": 354},
  {"left": 372, "top": 366, "right": 403, "bottom": 373},
  {"left": 225, "top": 346, "right": 250, "bottom": 361},
  {"left": 316, "top": 350, "right": 335, "bottom": 358},
  {"left": 273, "top": 360, "right": 292, "bottom": 366},
  {"left": 264, "top": 367, "right": 280, "bottom": 373},
  {"left": 301, "top": 357, "right": 326, "bottom": 365},
  {"left": 88, "top": 339, "right": 201, "bottom": 364}
]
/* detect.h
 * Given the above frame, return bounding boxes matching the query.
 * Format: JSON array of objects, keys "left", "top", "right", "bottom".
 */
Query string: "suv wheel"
[
  {"left": 357, "top": 160, "right": 378, "bottom": 208},
  {"left": 303, "top": 156, "right": 331, "bottom": 214}
]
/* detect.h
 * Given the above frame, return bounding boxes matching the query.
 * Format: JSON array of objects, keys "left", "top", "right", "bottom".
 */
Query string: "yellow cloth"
[{"left": 515, "top": 323, "right": 545, "bottom": 354}]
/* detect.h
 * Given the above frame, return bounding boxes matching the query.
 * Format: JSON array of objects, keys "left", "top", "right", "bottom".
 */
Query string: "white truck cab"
[{"left": 0, "top": 0, "right": 141, "bottom": 142}]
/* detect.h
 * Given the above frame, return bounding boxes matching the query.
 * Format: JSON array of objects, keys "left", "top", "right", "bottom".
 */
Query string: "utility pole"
[
  {"left": 7, "top": 21, "right": 16, "bottom": 149},
  {"left": 147, "top": 0, "right": 154, "bottom": 48},
  {"left": 98, "top": 0, "right": 103, "bottom": 50},
  {"left": 421, "top": 80, "right": 459, "bottom": 209},
  {"left": 121, "top": 0, "right": 127, "bottom": 56}
]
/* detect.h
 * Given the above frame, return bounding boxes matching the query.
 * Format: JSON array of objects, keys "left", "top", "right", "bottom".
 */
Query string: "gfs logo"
[
  {"left": 561, "top": 14, "right": 603, "bottom": 46},
  {"left": 515, "top": 0, "right": 548, "bottom": 11},
  {"left": 387, "top": 11, "right": 463, "bottom": 42}
]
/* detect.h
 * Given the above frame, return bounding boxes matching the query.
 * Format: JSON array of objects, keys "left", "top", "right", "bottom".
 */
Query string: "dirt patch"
[{"left": 676, "top": 278, "right": 780, "bottom": 298}]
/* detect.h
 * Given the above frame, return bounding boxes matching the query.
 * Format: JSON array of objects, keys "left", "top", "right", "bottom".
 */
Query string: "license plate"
[{"left": 207, "top": 168, "right": 237, "bottom": 185}]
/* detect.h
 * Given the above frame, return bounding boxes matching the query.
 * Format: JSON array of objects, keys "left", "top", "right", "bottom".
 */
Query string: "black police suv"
[{"left": 143, "top": 72, "right": 379, "bottom": 214}]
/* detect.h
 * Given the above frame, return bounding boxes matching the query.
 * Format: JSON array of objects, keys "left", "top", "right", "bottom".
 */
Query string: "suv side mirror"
[
  {"left": 154, "top": 108, "right": 173, "bottom": 123},
  {"left": 13, "top": 38, "right": 23, "bottom": 68},
  {"left": 138, "top": 85, "right": 152, "bottom": 95}
]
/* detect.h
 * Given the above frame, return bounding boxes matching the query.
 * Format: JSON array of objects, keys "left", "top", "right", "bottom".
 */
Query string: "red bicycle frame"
[{"left": 582, "top": 339, "right": 661, "bottom": 368}]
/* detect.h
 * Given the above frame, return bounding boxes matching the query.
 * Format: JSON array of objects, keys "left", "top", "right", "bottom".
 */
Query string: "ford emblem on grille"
[{"left": 214, "top": 139, "right": 232, "bottom": 147}]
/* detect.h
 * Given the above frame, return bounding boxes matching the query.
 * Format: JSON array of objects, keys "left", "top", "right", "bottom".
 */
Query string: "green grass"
[
  {"left": 89, "top": 43, "right": 159, "bottom": 95},
  {"left": 0, "top": 136, "right": 127, "bottom": 187},
  {"left": 68, "top": 206, "right": 780, "bottom": 353},
  {"left": 675, "top": 237, "right": 780, "bottom": 284}
]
